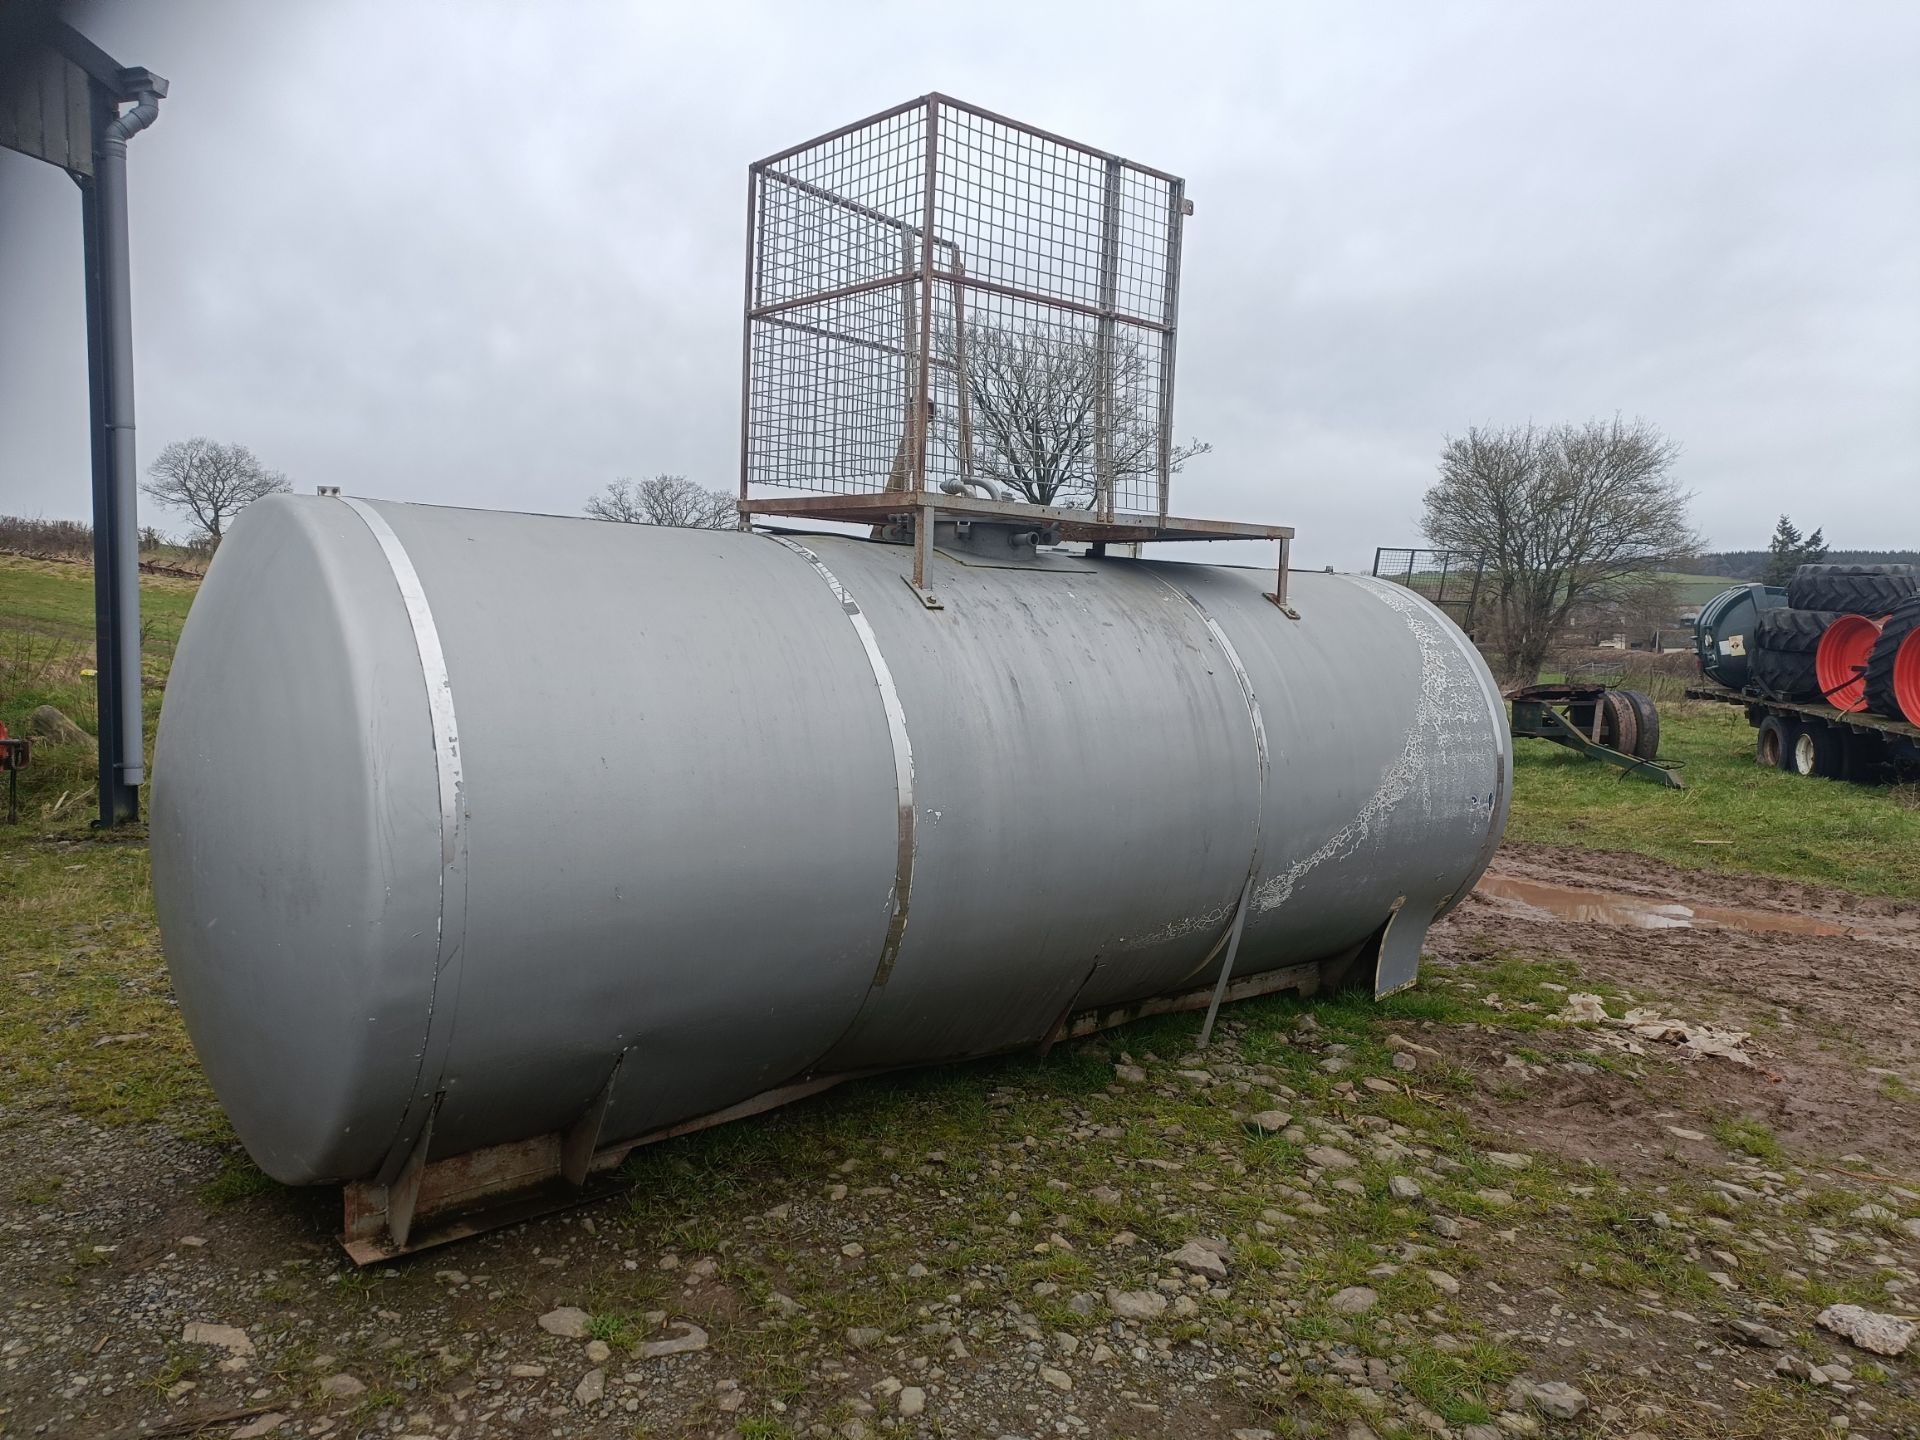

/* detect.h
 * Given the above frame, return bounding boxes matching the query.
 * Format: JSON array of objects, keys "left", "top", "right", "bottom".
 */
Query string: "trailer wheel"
[
  {"left": 1791, "top": 723, "right": 1843, "bottom": 779},
  {"left": 1598, "top": 690, "right": 1638, "bottom": 758},
  {"left": 1619, "top": 689, "right": 1661, "bottom": 759},
  {"left": 1756, "top": 715, "right": 1798, "bottom": 770}
]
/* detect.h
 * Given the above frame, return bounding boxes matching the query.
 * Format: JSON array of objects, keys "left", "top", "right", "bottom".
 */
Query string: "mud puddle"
[{"left": 1473, "top": 873, "right": 1850, "bottom": 937}]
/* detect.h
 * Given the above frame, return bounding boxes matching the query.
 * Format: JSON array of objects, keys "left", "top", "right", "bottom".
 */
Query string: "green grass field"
[
  {"left": 1656, "top": 570, "right": 1742, "bottom": 608},
  {"left": 1507, "top": 698, "right": 1919, "bottom": 898},
  {"left": 1, "top": 556, "right": 197, "bottom": 821}
]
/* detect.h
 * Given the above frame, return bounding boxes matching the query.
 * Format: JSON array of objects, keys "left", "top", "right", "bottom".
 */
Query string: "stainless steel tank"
[{"left": 151, "top": 495, "right": 1508, "bottom": 1190}]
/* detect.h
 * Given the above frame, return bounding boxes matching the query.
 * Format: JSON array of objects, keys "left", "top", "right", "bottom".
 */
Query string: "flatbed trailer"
[{"left": 1686, "top": 683, "right": 1920, "bottom": 782}]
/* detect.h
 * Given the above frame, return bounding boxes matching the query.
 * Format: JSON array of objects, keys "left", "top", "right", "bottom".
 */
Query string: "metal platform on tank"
[{"left": 740, "top": 491, "right": 1292, "bottom": 546}]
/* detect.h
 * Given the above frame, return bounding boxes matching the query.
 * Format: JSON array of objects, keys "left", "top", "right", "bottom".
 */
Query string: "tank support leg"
[
  {"left": 905, "top": 501, "right": 943, "bottom": 609},
  {"left": 1266, "top": 536, "right": 1299, "bottom": 619},
  {"left": 561, "top": 1057, "right": 623, "bottom": 1187},
  {"left": 1197, "top": 872, "right": 1255, "bottom": 1048}
]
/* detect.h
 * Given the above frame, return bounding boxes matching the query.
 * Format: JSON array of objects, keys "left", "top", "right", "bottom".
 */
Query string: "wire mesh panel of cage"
[
  {"left": 741, "top": 94, "right": 1189, "bottom": 523},
  {"left": 1371, "top": 548, "right": 1487, "bottom": 633}
]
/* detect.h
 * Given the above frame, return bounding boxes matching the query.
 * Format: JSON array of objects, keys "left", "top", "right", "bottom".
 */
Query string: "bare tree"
[
  {"left": 943, "top": 321, "right": 1209, "bottom": 509},
  {"left": 141, "top": 438, "right": 290, "bottom": 545},
  {"left": 1422, "top": 417, "right": 1700, "bottom": 685},
  {"left": 585, "top": 475, "right": 735, "bottom": 529}
]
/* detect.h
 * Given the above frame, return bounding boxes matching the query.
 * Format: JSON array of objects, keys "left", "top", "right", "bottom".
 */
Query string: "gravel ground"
[{"left": 4, "top": 841, "right": 1919, "bottom": 1440}]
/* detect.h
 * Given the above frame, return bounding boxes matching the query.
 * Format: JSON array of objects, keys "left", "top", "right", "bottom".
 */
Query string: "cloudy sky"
[{"left": 2, "top": 0, "right": 1915, "bottom": 570}]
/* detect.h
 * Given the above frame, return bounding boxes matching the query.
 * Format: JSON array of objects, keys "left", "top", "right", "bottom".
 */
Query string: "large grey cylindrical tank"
[{"left": 151, "top": 496, "right": 1508, "bottom": 1187}]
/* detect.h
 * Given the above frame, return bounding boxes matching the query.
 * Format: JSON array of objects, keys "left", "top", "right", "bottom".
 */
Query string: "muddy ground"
[{"left": 3, "top": 840, "right": 1919, "bottom": 1440}]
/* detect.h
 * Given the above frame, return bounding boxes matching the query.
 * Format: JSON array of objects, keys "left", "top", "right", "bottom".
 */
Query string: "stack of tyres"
[
  {"left": 1864, "top": 594, "right": 1920, "bottom": 725},
  {"left": 1751, "top": 564, "right": 1917, "bottom": 703}
]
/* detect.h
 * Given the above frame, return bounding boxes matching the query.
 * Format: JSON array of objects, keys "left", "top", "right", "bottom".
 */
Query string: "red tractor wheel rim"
[
  {"left": 1896, "top": 629, "right": 1920, "bottom": 727},
  {"left": 1815, "top": 613, "right": 1882, "bottom": 713}
]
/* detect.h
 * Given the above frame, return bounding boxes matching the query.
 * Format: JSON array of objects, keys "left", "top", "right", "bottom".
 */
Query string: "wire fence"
[
  {"left": 743, "top": 95, "right": 1187, "bottom": 520},
  {"left": 1371, "top": 548, "right": 1487, "bottom": 631}
]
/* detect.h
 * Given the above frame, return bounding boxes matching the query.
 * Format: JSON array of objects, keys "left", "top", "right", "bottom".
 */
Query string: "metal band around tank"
[
  {"left": 338, "top": 498, "right": 465, "bottom": 868},
  {"left": 765, "top": 535, "right": 916, "bottom": 987},
  {"left": 336, "top": 496, "right": 470, "bottom": 1180},
  {"left": 1150, "top": 573, "right": 1271, "bottom": 988}
]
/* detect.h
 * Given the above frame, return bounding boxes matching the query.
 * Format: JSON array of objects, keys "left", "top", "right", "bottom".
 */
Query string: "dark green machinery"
[{"left": 1508, "top": 683, "right": 1683, "bottom": 788}]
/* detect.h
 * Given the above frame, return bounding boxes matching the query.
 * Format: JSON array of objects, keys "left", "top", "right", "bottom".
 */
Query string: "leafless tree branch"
[
  {"left": 1421, "top": 416, "right": 1701, "bottom": 684},
  {"left": 940, "top": 321, "right": 1208, "bottom": 509},
  {"left": 585, "top": 475, "right": 735, "bottom": 529}
]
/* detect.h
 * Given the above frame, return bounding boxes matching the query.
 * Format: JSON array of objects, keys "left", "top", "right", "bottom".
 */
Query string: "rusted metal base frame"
[
  {"left": 742, "top": 490, "right": 1292, "bottom": 546},
  {"left": 337, "top": 955, "right": 1333, "bottom": 1263}
]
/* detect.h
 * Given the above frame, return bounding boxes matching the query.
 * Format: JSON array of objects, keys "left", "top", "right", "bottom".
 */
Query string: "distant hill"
[
  {"left": 1670, "top": 550, "right": 1920, "bottom": 582},
  {"left": 1656, "top": 571, "right": 1743, "bottom": 607}
]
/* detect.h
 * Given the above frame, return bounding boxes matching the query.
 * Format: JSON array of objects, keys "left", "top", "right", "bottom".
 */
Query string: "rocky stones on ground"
[
  {"left": 181, "top": 1322, "right": 254, "bottom": 1357},
  {"left": 317, "top": 1372, "right": 365, "bottom": 1399},
  {"left": 1817, "top": 1303, "right": 1917, "bottom": 1356},
  {"left": 1115, "top": 1063, "right": 1147, "bottom": 1083},
  {"left": 1039, "top": 1365, "right": 1072, "bottom": 1391},
  {"left": 1108, "top": 1289, "right": 1168, "bottom": 1320},
  {"left": 1248, "top": 1109, "right": 1291, "bottom": 1133},
  {"left": 1167, "top": 1237, "right": 1230, "bottom": 1277},
  {"left": 1328, "top": 1286, "right": 1377, "bottom": 1315},
  {"left": 25, "top": 705, "right": 90, "bottom": 747},
  {"left": 1389, "top": 1174, "right": 1423, "bottom": 1201},
  {"left": 231, "top": 1415, "right": 286, "bottom": 1439},
  {"left": 1507, "top": 1378, "right": 1588, "bottom": 1419},
  {"left": 1726, "top": 1318, "right": 1788, "bottom": 1348},
  {"left": 584, "top": 1338, "right": 611, "bottom": 1363},
  {"left": 573, "top": 1367, "right": 605, "bottom": 1405},
  {"left": 898, "top": 1385, "right": 926, "bottom": 1416},
  {"left": 637, "top": 1321, "right": 709, "bottom": 1358},
  {"left": 537, "top": 1306, "right": 591, "bottom": 1338},
  {"left": 1306, "top": 1145, "right": 1357, "bottom": 1169},
  {"left": 1484, "top": 1151, "right": 1532, "bottom": 1170},
  {"left": 1774, "top": 1353, "right": 1820, "bottom": 1383},
  {"left": 846, "top": 1326, "right": 884, "bottom": 1349}
]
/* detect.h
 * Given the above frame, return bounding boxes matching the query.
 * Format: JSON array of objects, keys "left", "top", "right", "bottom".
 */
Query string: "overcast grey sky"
[{"left": 3, "top": 0, "right": 1915, "bottom": 570}]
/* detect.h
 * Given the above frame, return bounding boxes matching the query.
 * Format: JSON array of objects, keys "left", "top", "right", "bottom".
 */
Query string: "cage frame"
[{"left": 737, "top": 93, "right": 1295, "bottom": 607}]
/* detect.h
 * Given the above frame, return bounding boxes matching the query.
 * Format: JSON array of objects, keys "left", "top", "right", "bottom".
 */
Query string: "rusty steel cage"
[{"left": 740, "top": 94, "right": 1190, "bottom": 524}]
